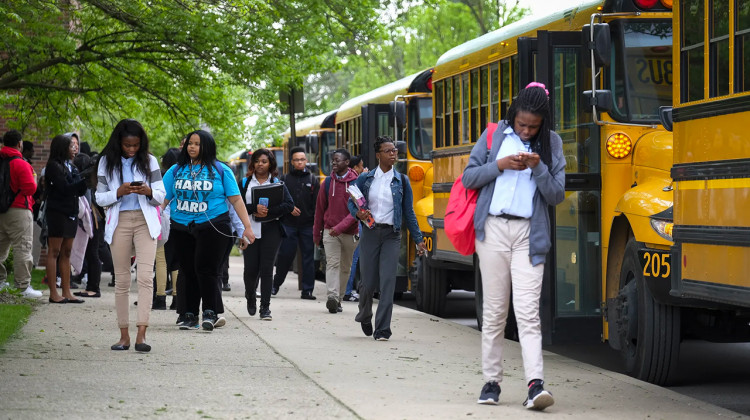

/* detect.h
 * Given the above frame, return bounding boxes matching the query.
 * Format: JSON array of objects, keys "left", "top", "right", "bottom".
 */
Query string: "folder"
[{"left": 251, "top": 182, "right": 284, "bottom": 222}]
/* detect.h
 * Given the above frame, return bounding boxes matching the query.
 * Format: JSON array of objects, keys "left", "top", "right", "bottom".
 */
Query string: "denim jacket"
[{"left": 347, "top": 168, "right": 423, "bottom": 244}]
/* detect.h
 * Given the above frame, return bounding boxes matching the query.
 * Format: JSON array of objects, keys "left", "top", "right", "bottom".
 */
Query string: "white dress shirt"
[
  {"left": 245, "top": 174, "right": 271, "bottom": 238},
  {"left": 488, "top": 126, "right": 537, "bottom": 218},
  {"left": 368, "top": 166, "right": 395, "bottom": 225}
]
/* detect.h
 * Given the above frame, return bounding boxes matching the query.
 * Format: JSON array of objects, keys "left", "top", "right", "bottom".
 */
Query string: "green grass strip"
[{"left": 0, "top": 304, "right": 33, "bottom": 348}]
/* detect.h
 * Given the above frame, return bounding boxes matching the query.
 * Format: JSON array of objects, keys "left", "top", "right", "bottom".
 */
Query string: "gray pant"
[{"left": 355, "top": 224, "right": 400, "bottom": 338}]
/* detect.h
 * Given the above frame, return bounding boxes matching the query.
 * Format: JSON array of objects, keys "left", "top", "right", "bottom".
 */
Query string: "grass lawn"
[{"left": 0, "top": 268, "right": 46, "bottom": 349}]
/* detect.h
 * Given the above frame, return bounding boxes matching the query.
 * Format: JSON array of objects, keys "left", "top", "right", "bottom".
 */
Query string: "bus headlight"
[
  {"left": 650, "top": 218, "right": 673, "bottom": 242},
  {"left": 606, "top": 133, "right": 633, "bottom": 159}
]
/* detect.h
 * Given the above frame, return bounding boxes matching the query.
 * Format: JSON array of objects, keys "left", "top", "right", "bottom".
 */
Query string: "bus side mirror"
[
  {"left": 390, "top": 101, "right": 406, "bottom": 128},
  {"left": 582, "top": 23, "right": 611, "bottom": 67},
  {"left": 659, "top": 106, "right": 673, "bottom": 132},
  {"left": 396, "top": 140, "right": 407, "bottom": 155},
  {"left": 582, "top": 90, "right": 613, "bottom": 113},
  {"left": 306, "top": 134, "right": 319, "bottom": 154}
]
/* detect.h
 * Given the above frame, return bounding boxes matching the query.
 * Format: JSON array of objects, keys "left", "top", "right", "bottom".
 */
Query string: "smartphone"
[
  {"left": 259, "top": 197, "right": 269, "bottom": 207},
  {"left": 130, "top": 181, "right": 143, "bottom": 187}
]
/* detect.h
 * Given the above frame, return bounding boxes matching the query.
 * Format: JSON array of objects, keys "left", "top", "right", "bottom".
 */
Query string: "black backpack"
[{"left": 0, "top": 155, "right": 20, "bottom": 213}]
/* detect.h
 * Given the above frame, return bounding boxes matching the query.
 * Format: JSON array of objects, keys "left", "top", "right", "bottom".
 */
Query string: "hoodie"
[
  {"left": 280, "top": 168, "right": 319, "bottom": 227},
  {"left": 1, "top": 146, "right": 36, "bottom": 211},
  {"left": 313, "top": 167, "right": 359, "bottom": 244}
]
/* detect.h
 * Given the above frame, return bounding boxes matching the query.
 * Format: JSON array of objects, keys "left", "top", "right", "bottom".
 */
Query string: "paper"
[{"left": 347, "top": 185, "right": 375, "bottom": 228}]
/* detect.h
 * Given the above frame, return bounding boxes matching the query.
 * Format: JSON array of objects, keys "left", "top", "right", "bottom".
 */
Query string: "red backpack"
[{"left": 444, "top": 123, "right": 497, "bottom": 256}]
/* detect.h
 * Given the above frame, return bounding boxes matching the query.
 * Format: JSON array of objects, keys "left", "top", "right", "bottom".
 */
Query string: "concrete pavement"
[{"left": 0, "top": 256, "right": 745, "bottom": 419}]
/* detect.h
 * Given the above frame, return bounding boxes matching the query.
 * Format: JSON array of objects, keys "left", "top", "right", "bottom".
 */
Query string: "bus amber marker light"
[
  {"left": 650, "top": 218, "right": 674, "bottom": 242},
  {"left": 606, "top": 133, "right": 632, "bottom": 159},
  {"left": 409, "top": 165, "right": 425, "bottom": 182}
]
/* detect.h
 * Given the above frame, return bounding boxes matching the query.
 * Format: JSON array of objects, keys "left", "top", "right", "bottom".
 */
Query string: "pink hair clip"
[{"left": 525, "top": 82, "right": 549, "bottom": 96}]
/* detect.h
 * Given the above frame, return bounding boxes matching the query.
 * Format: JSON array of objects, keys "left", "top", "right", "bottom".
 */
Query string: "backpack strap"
[
  {"left": 324, "top": 176, "right": 332, "bottom": 196},
  {"left": 486, "top": 122, "right": 498, "bottom": 150}
]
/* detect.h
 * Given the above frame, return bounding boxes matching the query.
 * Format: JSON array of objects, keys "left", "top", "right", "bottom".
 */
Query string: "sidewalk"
[{"left": 0, "top": 256, "right": 744, "bottom": 419}]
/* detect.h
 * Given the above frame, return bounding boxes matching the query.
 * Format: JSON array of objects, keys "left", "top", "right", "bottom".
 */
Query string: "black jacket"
[
  {"left": 45, "top": 159, "right": 87, "bottom": 218},
  {"left": 280, "top": 168, "right": 318, "bottom": 227}
]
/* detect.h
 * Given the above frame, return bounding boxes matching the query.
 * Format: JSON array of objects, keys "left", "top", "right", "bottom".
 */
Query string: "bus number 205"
[{"left": 639, "top": 250, "right": 671, "bottom": 279}]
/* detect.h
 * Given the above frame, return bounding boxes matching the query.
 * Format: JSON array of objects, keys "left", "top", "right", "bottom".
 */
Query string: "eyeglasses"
[
  {"left": 380, "top": 148, "right": 398, "bottom": 155},
  {"left": 292, "top": 158, "right": 307, "bottom": 162}
]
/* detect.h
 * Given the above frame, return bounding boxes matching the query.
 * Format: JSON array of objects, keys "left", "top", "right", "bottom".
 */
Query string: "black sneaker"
[
  {"left": 523, "top": 379, "right": 554, "bottom": 410},
  {"left": 169, "top": 296, "right": 177, "bottom": 310},
  {"left": 477, "top": 381, "right": 501, "bottom": 405},
  {"left": 152, "top": 295, "right": 166, "bottom": 310},
  {"left": 222, "top": 282, "right": 231, "bottom": 292},
  {"left": 326, "top": 296, "right": 338, "bottom": 313},
  {"left": 300, "top": 291, "right": 316, "bottom": 300},
  {"left": 343, "top": 294, "right": 359, "bottom": 302},
  {"left": 361, "top": 321, "right": 373, "bottom": 337},
  {"left": 271, "top": 287, "right": 278, "bottom": 296},
  {"left": 246, "top": 292, "right": 256, "bottom": 316},
  {"left": 179, "top": 313, "right": 199, "bottom": 330},
  {"left": 259, "top": 306, "right": 272, "bottom": 321},
  {"left": 175, "top": 313, "right": 185, "bottom": 325},
  {"left": 337, "top": 304, "right": 342, "bottom": 313},
  {"left": 201, "top": 310, "right": 218, "bottom": 331},
  {"left": 214, "top": 316, "right": 226, "bottom": 328}
]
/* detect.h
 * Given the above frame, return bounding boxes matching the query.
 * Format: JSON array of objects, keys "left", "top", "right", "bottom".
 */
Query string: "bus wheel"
[
  {"left": 617, "top": 238, "right": 680, "bottom": 385},
  {"left": 415, "top": 255, "right": 446, "bottom": 316},
  {"left": 474, "top": 255, "right": 483, "bottom": 331}
]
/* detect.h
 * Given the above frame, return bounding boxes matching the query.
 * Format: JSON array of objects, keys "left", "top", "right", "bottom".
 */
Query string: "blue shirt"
[
  {"left": 488, "top": 126, "right": 537, "bottom": 218},
  {"left": 120, "top": 156, "right": 140, "bottom": 211},
  {"left": 163, "top": 162, "right": 239, "bottom": 226}
]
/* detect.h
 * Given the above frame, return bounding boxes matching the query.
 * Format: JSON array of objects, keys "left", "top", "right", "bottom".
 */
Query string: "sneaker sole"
[
  {"left": 375, "top": 337, "right": 389, "bottom": 341},
  {"left": 477, "top": 398, "right": 499, "bottom": 405},
  {"left": 201, "top": 321, "right": 215, "bottom": 331},
  {"left": 214, "top": 318, "right": 226, "bottom": 328},
  {"left": 179, "top": 324, "right": 199, "bottom": 330},
  {"left": 526, "top": 392, "right": 554, "bottom": 410},
  {"left": 260, "top": 317, "right": 273, "bottom": 321}
]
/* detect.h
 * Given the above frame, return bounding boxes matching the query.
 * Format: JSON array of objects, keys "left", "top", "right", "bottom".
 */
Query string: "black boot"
[
  {"left": 152, "top": 295, "right": 167, "bottom": 310},
  {"left": 169, "top": 295, "right": 177, "bottom": 310}
]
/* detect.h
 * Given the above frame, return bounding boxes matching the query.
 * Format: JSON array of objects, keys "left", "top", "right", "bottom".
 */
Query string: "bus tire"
[
  {"left": 416, "top": 255, "right": 446, "bottom": 316},
  {"left": 474, "top": 255, "right": 483, "bottom": 331},
  {"left": 617, "top": 238, "right": 680, "bottom": 386}
]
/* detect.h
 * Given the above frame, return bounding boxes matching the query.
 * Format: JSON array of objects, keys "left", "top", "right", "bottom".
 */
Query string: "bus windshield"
[
  {"left": 609, "top": 20, "right": 672, "bottom": 123},
  {"left": 409, "top": 97, "right": 433, "bottom": 160}
]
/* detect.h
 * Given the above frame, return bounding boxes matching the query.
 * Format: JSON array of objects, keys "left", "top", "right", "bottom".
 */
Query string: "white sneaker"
[
  {"left": 214, "top": 316, "right": 226, "bottom": 328},
  {"left": 0, "top": 281, "right": 9, "bottom": 289},
  {"left": 21, "top": 286, "right": 43, "bottom": 298}
]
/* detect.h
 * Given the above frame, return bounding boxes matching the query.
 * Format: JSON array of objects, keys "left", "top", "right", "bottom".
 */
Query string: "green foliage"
[
  {"left": 306, "top": 0, "right": 530, "bottom": 115},
  {"left": 0, "top": 0, "right": 381, "bottom": 156}
]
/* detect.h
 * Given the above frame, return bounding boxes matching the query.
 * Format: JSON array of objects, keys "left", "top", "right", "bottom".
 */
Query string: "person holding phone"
[
  {"left": 463, "top": 83, "right": 564, "bottom": 409},
  {"left": 96, "top": 119, "right": 166, "bottom": 352},
  {"left": 239, "top": 148, "right": 293, "bottom": 321}
]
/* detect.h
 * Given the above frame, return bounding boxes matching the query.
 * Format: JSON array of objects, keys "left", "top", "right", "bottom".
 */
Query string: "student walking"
[
  {"left": 96, "top": 119, "right": 166, "bottom": 352},
  {"left": 348, "top": 137, "right": 427, "bottom": 341},
  {"left": 313, "top": 148, "right": 359, "bottom": 314},
  {"left": 272, "top": 146, "right": 319, "bottom": 299},
  {"left": 240, "top": 149, "right": 293, "bottom": 321},
  {"left": 162, "top": 130, "right": 255, "bottom": 331},
  {"left": 462, "top": 83, "right": 565, "bottom": 410}
]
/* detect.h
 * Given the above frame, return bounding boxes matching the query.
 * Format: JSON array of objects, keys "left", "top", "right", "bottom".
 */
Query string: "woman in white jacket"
[{"left": 96, "top": 119, "right": 166, "bottom": 353}]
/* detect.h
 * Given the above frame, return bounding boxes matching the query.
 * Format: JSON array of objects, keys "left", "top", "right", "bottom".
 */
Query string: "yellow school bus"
[
  {"left": 335, "top": 69, "right": 434, "bottom": 295},
  {"left": 654, "top": 0, "right": 750, "bottom": 382},
  {"left": 424, "top": 0, "right": 683, "bottom": 384},
  {"left": 226, "top": 147, "right": 285, "bottom": 182},
  {"left": 281, "top": 110, "right": 338, "bottom": 180}
]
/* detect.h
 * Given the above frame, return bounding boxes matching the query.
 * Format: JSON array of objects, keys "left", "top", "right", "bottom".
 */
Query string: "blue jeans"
[
  {"left": 273, "top": 224, "right": 315, "bottom": 293},
  {"left": 345, "top": 246, "right": 359, "bottom": 295}
]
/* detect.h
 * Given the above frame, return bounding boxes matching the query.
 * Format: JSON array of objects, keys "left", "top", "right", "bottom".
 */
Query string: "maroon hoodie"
[
  {"left": 313, "top": 167, "right": 359, "bottom": 244},
  {"left": 0, "top": 146, "right": 36, "bottom": 211}
]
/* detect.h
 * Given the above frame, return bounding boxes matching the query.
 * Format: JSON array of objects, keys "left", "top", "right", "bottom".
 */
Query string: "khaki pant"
[
  {"left": 322, "top": 229, "right": 358, "bottom": 302},
  {"left": 475, "top": 217, "right": 545, "bottom": 384},
  {"left": 155, "top": 246, "right": 177, "bottom": 297},
  {"left": 0, "top": 208, "right": 34, "bottom": 289},
  {"left": 111, "top": 211, "right": 157, "bottom": 328}
]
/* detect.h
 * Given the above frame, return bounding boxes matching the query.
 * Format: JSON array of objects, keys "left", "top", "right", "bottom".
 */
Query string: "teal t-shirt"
[{"left": 163, "top": 162, "right": 240, "bottom": 226}]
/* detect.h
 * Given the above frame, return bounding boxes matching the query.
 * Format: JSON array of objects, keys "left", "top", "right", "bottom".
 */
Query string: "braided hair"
[
  {"left": 373, "top": 135, "right": 393, "bottom": 154},
  {"left": 505, "top": 84, "right": 552, "bottom": 166}
]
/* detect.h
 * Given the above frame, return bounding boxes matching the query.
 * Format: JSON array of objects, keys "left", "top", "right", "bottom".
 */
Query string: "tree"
[
  {"left": 0, "top": 0, "right": 380, "bottom": 156},
  {"left": 306, "top": 0, "right": 529, "bottom": 115}
]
